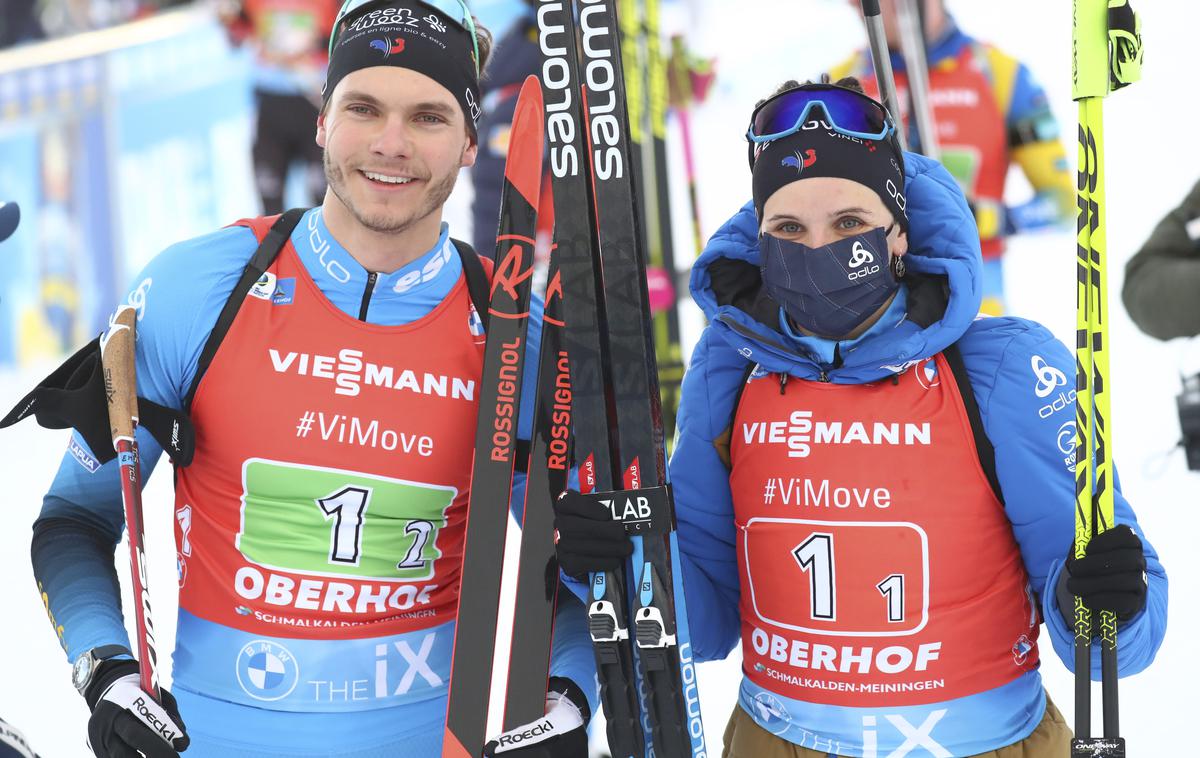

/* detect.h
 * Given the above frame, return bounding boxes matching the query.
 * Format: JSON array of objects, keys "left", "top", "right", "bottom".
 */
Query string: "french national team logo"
[
  {"left": 915, "top": 358, "right": 940, "bottom": 390},
  {"left": 236, "top": 640, "right": 300, "bottom": 701},
  {"left": 467, "top": 304, "right": 485, "bottom": 338}
]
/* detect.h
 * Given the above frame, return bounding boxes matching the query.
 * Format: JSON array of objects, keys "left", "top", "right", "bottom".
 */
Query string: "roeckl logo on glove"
[
  {"left": 132, "top": 695, "right": 178, "bottom": 742},
  {"left": 496, "top": 718, "right": 556, "bottom": 746}
]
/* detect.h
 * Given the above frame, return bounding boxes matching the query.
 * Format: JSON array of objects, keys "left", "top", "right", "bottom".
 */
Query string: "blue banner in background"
[
  {"left": 107, "top": 22, "right": 255, "bottom": 279},
  {"left": 0, "top": 4, "right": 533, "bottom": 368},
  {"left": 0, "top": 9, "right": 255, "bottom": 367},
  {"left": 0, "top": 53, "right": 111, "bottom": 365}
]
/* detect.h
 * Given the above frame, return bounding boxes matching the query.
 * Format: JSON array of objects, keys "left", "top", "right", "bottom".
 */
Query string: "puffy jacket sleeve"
[
  {"left": 960, "top": 319, "right": 1167, "bottom": 678},
  {"left": 667, "top": 328, "right": 744, "bottom": 662}
]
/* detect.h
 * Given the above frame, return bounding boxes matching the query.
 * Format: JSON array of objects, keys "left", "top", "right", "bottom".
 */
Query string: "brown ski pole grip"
[{"left": 100, "top": 305, "right": 139, "bottom": 447}]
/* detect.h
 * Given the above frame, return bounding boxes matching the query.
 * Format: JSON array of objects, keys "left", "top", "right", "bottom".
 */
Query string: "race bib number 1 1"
[{"left": 744, "top": 518, "right": 929, "bottom": 637}]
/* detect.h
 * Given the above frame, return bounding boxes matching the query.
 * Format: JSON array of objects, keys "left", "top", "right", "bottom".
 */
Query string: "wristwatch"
[{"left": 72, "top": 645, "right": 133, "bottom": 696}]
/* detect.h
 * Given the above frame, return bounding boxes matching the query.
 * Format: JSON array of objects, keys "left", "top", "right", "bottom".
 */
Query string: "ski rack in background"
[{"left": 619, "top": 0, "right": 685, "bottom": 452}]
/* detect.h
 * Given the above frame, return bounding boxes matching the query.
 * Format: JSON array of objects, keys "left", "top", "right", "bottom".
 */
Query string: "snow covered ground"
[{"left": 2, "top": 0, "right": 1198, "bottom": 755}]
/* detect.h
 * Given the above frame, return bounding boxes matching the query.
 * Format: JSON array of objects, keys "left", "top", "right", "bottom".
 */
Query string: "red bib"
[
  {"left": 730, "top": 355, "right": 1039, "bottom": 707},
  {"left": 175, "top": 217, "right": 486, "bottom": 640},
  {"left": 860, "top": 47, "right": 1010, "bottom": 257}
]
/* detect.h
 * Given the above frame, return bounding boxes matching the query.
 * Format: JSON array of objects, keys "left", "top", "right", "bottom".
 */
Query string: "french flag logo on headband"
[{"left": 369, "top": 37, "right": 406, "bottom": 57}]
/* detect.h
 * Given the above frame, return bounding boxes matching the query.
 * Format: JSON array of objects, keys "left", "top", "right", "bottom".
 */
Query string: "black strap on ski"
[{"left": 184, "top": 209, "right": 305, "bottom": 413}]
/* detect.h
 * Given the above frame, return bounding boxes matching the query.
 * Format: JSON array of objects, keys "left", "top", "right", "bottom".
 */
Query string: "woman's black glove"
[
  {"left": 1059, "top": 524, "right": 1148, "bottom": 625},
  {"left": 553, "top": 491, "right": 632, "bottom": 579}
]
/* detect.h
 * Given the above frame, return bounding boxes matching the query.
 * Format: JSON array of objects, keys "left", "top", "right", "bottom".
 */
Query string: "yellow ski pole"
[{"left": 1071, "top": 2, "right": 1142, "bottom": 754}]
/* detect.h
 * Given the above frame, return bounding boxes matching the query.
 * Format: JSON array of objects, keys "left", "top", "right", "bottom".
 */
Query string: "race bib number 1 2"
[{"left": 237, "top": 459, "right": 456, "bottom": 582}]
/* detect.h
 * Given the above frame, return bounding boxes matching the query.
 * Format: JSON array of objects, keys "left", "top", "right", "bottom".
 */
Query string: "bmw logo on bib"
[
  {"left": 751, "top": 691, "right": 792, "bottom": 735},
  {"left": 236, "top": 640, "right": 300, "bottom": 701}
]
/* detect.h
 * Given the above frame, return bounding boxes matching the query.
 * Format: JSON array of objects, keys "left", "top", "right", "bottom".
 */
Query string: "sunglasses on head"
[
  {"left": 746, "top": 84, "right": 896, "bottom": 166},
  {"left": 329, "top": 0, "right": 481, "bottom": 77}
]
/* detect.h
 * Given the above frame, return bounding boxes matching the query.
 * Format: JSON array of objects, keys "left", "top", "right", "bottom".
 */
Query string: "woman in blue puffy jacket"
[{"left": 555, "top": 78, "right": 1166, "bottom": 758}]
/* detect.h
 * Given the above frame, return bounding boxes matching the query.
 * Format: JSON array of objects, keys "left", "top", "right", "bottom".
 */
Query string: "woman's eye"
[
  {"left": 838, "top": 217, "right": 865, "bottom": 231},
  {"left": 777, "top": 222, "right": 802, "bottom": 234}
]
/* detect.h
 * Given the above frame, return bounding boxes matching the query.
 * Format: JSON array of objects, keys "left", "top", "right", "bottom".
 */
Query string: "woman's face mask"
[{"left": 759, "top": 224, "right": 900, "bottom": 339}]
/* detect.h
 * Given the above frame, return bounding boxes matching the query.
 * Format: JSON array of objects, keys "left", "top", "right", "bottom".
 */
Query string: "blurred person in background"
[
  {"left": 1123, "top": 178, "right": 1200, "bottom": 341},
  {"left": 833, "top": 0, "right": 1075, "bottom": 316},
  {"left": 35, "top": 0, "right": 145, "bottom": 37},
  {"left": 218, "top": 0, "right": 340, "bottom": 214},
  {"left": 5, "top": 1, "right": 598, "bottom": 756},
  {"left": 469, "top": 0, "right": 713, "bottom": 263},
  {"left": 1122, "top": 179, "right": 1200, "bottom": 472},
  {"left": 0, "top": 0, "right": 45, "bottom": 48},
  {"left": 469, "top": 0, "right": 539, "bottom": 258}
]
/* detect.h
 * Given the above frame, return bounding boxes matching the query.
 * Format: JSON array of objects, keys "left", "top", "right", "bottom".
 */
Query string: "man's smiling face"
[{"left": 317, "top": 66, "right": 477, "bottom": 235}]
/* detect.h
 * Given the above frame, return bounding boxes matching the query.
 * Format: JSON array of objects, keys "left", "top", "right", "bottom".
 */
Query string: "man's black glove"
[
  {"left": 553, "top": 490, "right": 632, "bottom": 579},
  {"left": 86, "top": 661, "right": 189, "bottom": 758},
  {"left": 482, "top": 677, "right": 590, "bottom": 757},
  {"left": 1060, "top": 524, "right": 1149, "bottom": 625}
]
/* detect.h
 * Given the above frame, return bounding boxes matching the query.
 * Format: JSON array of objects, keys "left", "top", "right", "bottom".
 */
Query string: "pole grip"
[
  {"left": 1073, "top": 0, "right": 1110, "bottom": 100},
  {"left": 101, "top": 306, "right": 139, "bottom": 446},
  {"left": 861, "top": 0, "right": 881, "bottom": 16}
]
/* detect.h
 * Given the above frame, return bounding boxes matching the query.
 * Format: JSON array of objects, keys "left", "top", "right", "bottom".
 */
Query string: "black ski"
[
  {"left": 502, "top": 248, "right": 572, "bottom": 728},
  {"left": 443, "top": 75, "right": 545, "bottom": 758},
  {"left": 576, "top": 0, "right": 705, "bottom": 754},
  {"left": 533, "top": 2, "right": 648, "bottom": 755}
]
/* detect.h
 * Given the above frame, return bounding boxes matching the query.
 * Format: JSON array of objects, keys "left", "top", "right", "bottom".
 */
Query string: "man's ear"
[
  {"left": 461, "top": 136, "right": 479, "bottom": 169},
  {"left": 315, "top": 107, "right": 329, "bottom": 149}
]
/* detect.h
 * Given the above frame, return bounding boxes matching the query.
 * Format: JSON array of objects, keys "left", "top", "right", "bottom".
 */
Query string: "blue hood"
[{"left": 689, "top": 152, "right": 982, "bottom": 383}]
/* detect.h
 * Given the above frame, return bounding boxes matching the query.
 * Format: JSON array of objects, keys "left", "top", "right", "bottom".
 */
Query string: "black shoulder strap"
[
  {"left": 942, "top": 342, "right": 1005, "bottom": 504},
  {"left": 730, "top": 361, "right": 760, "bottom": 420},
  {"left": 184, "top": 209, "right": 306, "bottom": 413},
  {"left": 452, "top": 237, "right": 491, "bottom": 331},
  {"left": 718, "top": 361, "right": 762, "bottom": 469}
]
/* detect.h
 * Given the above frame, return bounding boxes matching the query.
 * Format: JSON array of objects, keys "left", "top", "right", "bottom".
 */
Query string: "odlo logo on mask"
[{"left": 847, "top": 241, "right": 880, "bottom": 281}]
